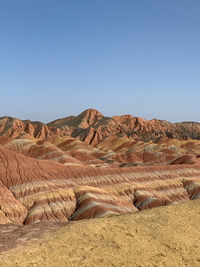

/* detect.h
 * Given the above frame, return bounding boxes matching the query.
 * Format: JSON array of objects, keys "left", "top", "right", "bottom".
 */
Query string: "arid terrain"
[
  {"left": 1, "top": 200, "right": 200, "bottom": 267},
  {"left": 0, "top": 109, "right": 200, "bottom": 266}
]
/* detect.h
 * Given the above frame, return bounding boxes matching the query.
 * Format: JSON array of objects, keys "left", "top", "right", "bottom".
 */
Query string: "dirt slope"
[{"left": 0, "top": 199, "right": 200, "bottom": 267}]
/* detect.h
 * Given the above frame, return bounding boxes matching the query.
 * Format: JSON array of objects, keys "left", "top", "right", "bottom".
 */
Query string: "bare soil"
[{"left": 0, "top": 200, "right": 200, "bottom": 267}]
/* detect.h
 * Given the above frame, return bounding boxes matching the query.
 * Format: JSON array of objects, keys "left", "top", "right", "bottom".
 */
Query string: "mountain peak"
[
  {"left": 1, "top": 110, "right": 200, "bottom": 145},
  {"left": 77, "top": 109, "right": 104, "bottom": 128},
  {"left": 78, "top": 108, "right": 103, "bottom": 117}
]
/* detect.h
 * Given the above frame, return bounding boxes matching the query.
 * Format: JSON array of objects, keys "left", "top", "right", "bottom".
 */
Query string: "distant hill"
[{"left": 0, "top": 109, "right": 200, "bottom": 144}]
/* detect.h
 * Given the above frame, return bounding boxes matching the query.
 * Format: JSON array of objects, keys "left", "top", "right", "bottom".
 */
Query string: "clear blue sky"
[{"left": 0, "top": 0, "right": 199, "bottom": 122}]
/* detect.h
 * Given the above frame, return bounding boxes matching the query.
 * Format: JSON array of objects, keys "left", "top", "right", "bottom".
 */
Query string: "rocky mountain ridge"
[{"left": 0, "top": 109, "right": 200, "bottom": 145}]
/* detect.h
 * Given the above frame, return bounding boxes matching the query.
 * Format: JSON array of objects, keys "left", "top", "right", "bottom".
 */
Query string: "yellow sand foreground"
[{"left": 1, "top": 200, "right": 200, "bottom": 267}]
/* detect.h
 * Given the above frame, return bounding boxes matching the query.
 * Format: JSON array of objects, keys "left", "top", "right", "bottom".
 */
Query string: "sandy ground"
[{"left": 0, "top": 200, "right": 200, "bottom": 267}]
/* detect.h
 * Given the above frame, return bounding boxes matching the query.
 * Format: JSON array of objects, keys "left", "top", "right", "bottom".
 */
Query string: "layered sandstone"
[
  {"left": 0, "top": 110, "right": 200, "bottom": 225},
  {"left": 0, "top": 144, "right": 200, "bottom": 225}
]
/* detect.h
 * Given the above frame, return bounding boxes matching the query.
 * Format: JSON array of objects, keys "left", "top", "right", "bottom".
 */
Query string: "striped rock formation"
[
  {"left": 182, "top": 179, "right": 200, "bottom": 200},
  {"left": 1, "top": 135, "right": 200, "bottom": 168},
  {"left": 0, "top": 137, "right": 84, "bottom": 166},
  {"left": 71, "top": 186, "right": 138, "bottom": 220},
  {"left": 0, "top": 144, "right": 200, "bottom": 225},
  {"left": 1, "top": 109, "right": 200, "bottom": 169},
  {"left": 0, "top": 180, "right": 27, "bottom": 224},
  {"left": 170, "top": 154, "right": 200, "bottom": 165}
]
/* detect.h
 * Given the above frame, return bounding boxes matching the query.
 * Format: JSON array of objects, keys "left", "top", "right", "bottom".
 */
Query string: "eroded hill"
[
  {"left": 0, "top": 110, "right": 199, "bottom": 226},
  {"left": 0, "top": 109, "right": 200, "bottom": 144}
]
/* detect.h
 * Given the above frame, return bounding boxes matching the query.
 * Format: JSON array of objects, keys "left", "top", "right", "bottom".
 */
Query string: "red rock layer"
[
  {"left": 182, "top": 179, "right": 200, "bottom": 200},
  {"left": 170, "top": 154, "right": 200, "bottom": 165},
  {"left": 24, "top": 188, "right": 76, "bottom": 224},
  {"left": 0, "top": 181, "right": 27, "bottom": 224},
  {"left": 0, "top": 145, "right": 200, "bottom": 224},
  {"left": 0, "top": 137, "right": 83, "bottom": 166},
  {"left": 133, "top": 183, "right": 190, "bottom": 210},
  {"left": 2, "top": 135, "right": 200, "bottom": 168},
  {"left": 71, "top": 186, "right": 138, "bottom": 220},
  {"left": 1, "top": 109, "right": 200, "bottom": 145}
]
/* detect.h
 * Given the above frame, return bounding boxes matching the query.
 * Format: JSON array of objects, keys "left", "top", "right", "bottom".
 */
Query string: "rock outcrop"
[
  {"left": 0, "top": 110, "right": 200, "bottom": 225},
  {"left": 0, "top": 109, "right": 200, "bottom": 145},
  {"left": 0, "top": 180, "right": 27, "bottom": 224},
  {"left": 0, "top": 144, "right": 200, "bottom": 225}
]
